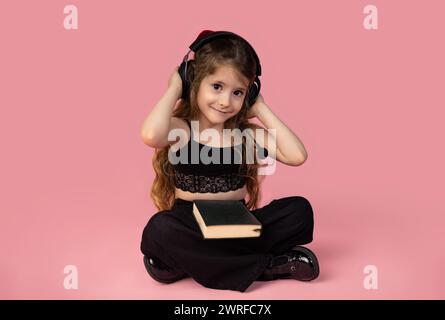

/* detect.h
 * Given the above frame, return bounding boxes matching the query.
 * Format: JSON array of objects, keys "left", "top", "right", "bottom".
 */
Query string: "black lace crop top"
[{"left": 168, "top": 120, "right": 268, "bottom": 193}]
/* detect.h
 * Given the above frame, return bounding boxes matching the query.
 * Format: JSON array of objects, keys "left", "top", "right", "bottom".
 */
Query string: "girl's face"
[{"left": 196, "top": 64, "right": 249, "bottom": 128}]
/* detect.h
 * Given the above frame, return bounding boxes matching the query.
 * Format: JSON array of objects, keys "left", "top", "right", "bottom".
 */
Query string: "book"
[{"left": 192, "top": 200, "right": 262, "bottom": 239}]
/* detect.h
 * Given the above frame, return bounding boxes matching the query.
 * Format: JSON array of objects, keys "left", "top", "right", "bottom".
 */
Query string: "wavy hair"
[{"left": 151, "top": 35, "right": 266, "bottom": 211}]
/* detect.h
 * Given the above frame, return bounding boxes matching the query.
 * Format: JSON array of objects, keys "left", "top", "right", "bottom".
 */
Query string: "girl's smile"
[{"left": 209, "top": 105, "right": 231, "bottom": 114}]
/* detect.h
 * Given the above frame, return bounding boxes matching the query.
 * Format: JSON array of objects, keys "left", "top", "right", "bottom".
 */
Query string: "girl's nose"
[{"left": 218, "top": 93, "right": 231, "bottom": 107}]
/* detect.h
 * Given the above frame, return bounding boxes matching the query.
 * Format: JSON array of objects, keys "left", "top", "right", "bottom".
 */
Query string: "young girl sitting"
[{"left": 140, "top": 30, "right": 319, "bottom": 292}]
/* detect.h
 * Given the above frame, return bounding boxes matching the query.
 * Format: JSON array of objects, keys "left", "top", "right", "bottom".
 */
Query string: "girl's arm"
[
  {"left": 140, "top": 68, "right": 183, "bottom": 147},
  {"left": 248, "top": 95, "right": 308, "bottom": 166}
]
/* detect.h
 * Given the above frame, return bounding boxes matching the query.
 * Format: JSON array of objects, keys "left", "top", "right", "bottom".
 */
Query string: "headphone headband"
[{"left": 189, "top": 30, "right": 262, "bottom": 76}]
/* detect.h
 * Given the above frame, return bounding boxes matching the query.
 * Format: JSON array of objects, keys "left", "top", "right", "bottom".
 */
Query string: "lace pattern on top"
[{"left": 174, "top": 171, "right": 246, "bottom": 193}]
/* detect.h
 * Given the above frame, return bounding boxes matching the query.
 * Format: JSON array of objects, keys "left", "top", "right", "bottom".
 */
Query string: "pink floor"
[{"left": 1, "top": 172, "right": 444, "bottom": 299}]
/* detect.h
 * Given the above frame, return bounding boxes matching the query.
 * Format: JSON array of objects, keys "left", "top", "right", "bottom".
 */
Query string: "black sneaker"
[
  {"left": 143, "top": 255, "right": 188, "bottom": 284},
  {"left": 259, "top": 246, "right": 320, "bottom": 281}
]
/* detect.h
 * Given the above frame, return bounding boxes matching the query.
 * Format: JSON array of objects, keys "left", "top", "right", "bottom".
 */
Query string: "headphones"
[{"left": 178, "top": 30, "right": 262, "bottom": 107}]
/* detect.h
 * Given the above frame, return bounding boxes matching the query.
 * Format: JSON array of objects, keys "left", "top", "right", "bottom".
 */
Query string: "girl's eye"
[{"left": 212, "top": 84, "right": 244, "bottom": 97}]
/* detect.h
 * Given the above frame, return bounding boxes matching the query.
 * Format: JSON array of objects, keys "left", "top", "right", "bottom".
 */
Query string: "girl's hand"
[
  {"left": 246, "top": 94, "right": 265, "bottom": 119},
  {"left": 168, "top": 66, "right": 183, "bottom": 98}
]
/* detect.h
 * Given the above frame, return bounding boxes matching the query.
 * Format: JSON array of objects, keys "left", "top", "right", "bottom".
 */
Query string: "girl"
[{"left": 140, "top": 31, "right": 319, "bottom": 292}]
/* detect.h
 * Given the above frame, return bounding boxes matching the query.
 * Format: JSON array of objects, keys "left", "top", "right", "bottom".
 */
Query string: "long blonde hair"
[{"left": 151, "top": 36, "right": 265, "bottom": 211}]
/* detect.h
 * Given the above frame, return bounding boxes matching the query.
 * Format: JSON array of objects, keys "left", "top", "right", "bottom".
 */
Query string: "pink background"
[{"left": 1, "top": 0, "right": 444, "bottom": 299}]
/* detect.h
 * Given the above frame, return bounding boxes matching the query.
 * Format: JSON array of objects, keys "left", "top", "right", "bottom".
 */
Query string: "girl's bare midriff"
[{"left": 175, "top": 185, "right": 247, "bottom": 201}]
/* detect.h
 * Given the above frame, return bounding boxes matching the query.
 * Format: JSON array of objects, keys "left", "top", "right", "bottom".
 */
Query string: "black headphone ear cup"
[
  {"left": 247, "top": 82, "right": 259, "bottom": 106},
  {"left": 178, "top": 60, "right": 196, "bottom": 101},
  {"left": 178, "top": 61, "right": 188, "bottom": 101}
]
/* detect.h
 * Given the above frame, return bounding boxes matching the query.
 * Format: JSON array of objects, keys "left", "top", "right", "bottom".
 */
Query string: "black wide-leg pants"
[{"left": 140, "top": 196, "right": 314, "bottom": 292}]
